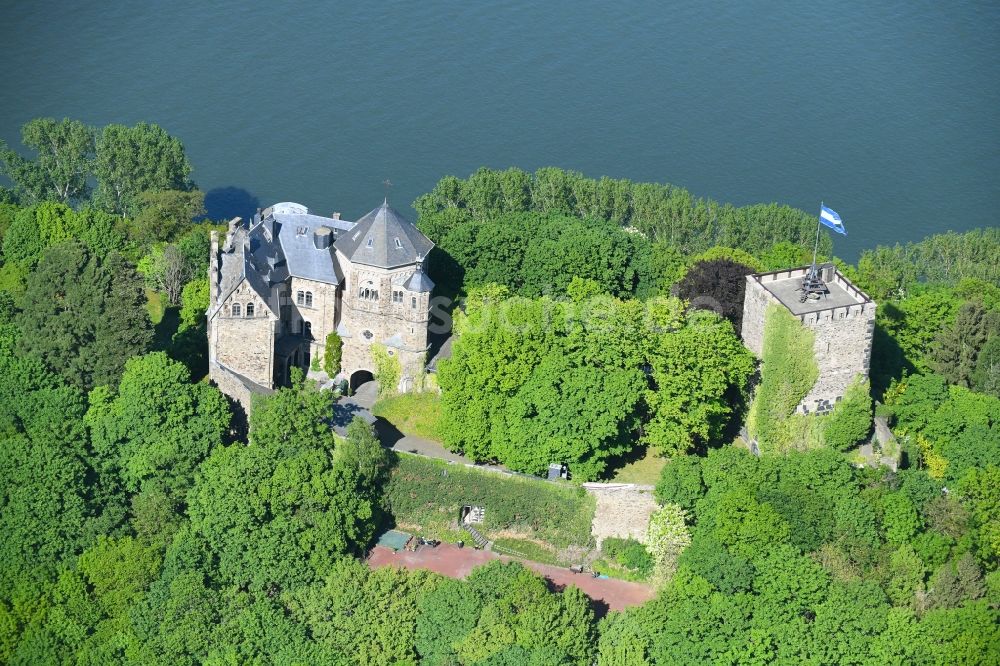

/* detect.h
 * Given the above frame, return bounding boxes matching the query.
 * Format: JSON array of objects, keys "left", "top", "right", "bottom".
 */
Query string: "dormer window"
[
  {"left": 246, "top": 303, "right": 255, "bottom": 318},
  {"left": 394, "top": 238, "right": 402, "bottom": 249},
  {"left": 231, "top": 303, "right": 241, "bottom": 317}
]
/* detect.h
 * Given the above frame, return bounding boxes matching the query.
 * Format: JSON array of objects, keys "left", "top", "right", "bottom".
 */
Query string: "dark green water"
[{"left": 2, "top": 1, "right": 997, "bottom": 259}]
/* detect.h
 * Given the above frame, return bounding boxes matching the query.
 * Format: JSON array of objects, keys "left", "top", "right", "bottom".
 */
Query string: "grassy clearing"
[
  {"left": 372, "top": 392, "right": 444, "bottom": 442},
  {"left": 609, "top": 446, "right": 667, "bottom": 485},
  {"left": 384, "top": 453, "right": 595, "bottom": 550},
  {"left": 145, "top": 289, "right": 166, "bottom": 324},
  {"left": 589, "top": 557, "right": 651, "bottom": 583}
]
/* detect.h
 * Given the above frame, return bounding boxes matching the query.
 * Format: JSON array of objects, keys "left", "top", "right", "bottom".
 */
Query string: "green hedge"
[{"left": 384, "top": 453, "right": 595, "bottom": 549}]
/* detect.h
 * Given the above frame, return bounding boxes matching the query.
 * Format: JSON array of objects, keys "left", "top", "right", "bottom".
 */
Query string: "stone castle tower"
[
  {"left": 741, "top": 263, "right": 877, "bottom": 414},
  {"left": 207, "top": 200, "right": 434, "bottom": 413}
]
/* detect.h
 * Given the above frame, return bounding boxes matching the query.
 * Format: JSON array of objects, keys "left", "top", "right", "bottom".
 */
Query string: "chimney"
[
  {"left": 313, "top": 226, "right": 333, "bottom": 250},
  {"left": 332, "top": 211, "right": 341, "bottom": 220}
]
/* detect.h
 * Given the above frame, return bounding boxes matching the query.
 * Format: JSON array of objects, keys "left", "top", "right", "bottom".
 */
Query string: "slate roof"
[
  {"left": 403, "top": 267, "right": 435, "bottom": 293},
  {"left": 334, "top": 200, "right": 434, "bottom": 269},
  {"left": 211, "top": 200, "right": 433, "bottom": 322},
  {"left": 273, "top": 210, "right": 353, "bottom": 285}
]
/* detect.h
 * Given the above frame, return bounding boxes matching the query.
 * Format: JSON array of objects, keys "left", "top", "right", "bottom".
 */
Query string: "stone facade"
[
  {"left": 338, "top": 255, "right": 432, "bottom": 390},
  {"left": 207, "top": 200, "right": 435, "bottom": 411},
  {"left": 741, "top": 265, "right": 877, "bottom": 414}
]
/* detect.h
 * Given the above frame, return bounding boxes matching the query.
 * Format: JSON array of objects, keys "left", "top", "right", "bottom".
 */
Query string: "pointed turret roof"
[{"left": 334, "top": 200, "right": 434, "bottom": 269}]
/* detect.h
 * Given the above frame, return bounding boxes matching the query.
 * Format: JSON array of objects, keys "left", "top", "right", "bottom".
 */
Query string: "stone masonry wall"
[
  {"left": 741, "top": 272, "right": 876, "bottom": 416},
  {"left": 583, "top": 483, "right": 658, "bottom": 547},
  {"left": 740, "top": 277, "right": 772, "bottom": 357},
  {"left": 798, "top": 302, "right": 876, "bottom": 413},
  {"left": 210, "top": 281, "right": 277, "bottom": 389},
  {"left": 287, "top": 276, "right": 340, "bottom": 370},
  {"left": 339, "top": 256, "right": 431, "bottom": 390}
]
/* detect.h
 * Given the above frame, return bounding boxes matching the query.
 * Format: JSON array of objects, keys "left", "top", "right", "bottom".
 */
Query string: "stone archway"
[{"left": 349, "top": 369, "right": 375, "bottom": 393}]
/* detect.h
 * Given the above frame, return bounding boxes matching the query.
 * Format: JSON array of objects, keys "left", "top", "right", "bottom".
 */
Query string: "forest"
[{"left": 0, "top": 119, "right": 998, "bottom": 663}]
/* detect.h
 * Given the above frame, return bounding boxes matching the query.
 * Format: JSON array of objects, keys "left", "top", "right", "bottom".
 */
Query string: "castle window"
[
  {"left": 304, "top": 321, "right": 312, "bottom": 339},
  {"left": 366, "top": 237, "right": 373, "bottom": 247},
  {"left": 411, "top": 296, "right": 417, "bottom": 308},
  {"left": 231, "top": 303, "right": 241, "bottom": 317},
  {"left": 246, "top": 303, "right": 255, "bottom": 318},
  {"left": 394, "top": 238, "right": 402, "bottom": 249},
  {"left": 305, "top": 291, "right": 313, "bottom": 307},
  {"left": 359, "top": 282, "right": 378, "bottom": 302},
  {"left": 362, "top": 329, "right": 374, "bottom": 340},
  {"left": 296, "top": 290, "right": 305, "bottom": 305},
  {"left": 392, "top": 290, "right": 403, "bottom": 303}
]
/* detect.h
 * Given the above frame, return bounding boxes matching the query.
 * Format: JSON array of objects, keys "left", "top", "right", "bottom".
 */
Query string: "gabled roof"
[{"left": 334, "top": 200, "right": 434, "bottom": 269}]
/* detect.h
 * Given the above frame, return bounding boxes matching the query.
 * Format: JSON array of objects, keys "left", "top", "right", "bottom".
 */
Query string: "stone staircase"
[{"left": 463, "top": 524, "right": 489, "bottom": 549}]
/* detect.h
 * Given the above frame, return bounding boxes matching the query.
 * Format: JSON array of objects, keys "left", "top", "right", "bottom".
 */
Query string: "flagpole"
[{"left": 811, "top": 202, "right": 823, "bottom": 276}]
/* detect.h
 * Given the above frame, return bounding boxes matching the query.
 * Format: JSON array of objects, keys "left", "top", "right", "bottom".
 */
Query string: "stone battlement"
[{"left": 741, "top": 265, "right": 877, "bottom": 415}]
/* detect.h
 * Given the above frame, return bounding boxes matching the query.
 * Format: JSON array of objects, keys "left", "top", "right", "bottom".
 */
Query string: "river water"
[{"left": 2, "top": 1, "right": 997, "bottom": 259}]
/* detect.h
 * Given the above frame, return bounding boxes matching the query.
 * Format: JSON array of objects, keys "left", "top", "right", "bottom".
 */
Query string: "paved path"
[{"left": 367, "top": 544, "right": 654, "bottom": 613}]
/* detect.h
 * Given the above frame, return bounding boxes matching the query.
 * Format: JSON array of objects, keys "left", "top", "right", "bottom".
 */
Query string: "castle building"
[
  {"left": 207, "top": 200, "right": 435, "bottom": 412},
  {"left": 740, "top": 263, "right": 877, "bottom": 414}
]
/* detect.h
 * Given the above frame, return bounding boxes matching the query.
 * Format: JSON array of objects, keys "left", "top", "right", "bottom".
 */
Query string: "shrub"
[
  {"left": 324, "top": 331, "right": 342, "bottom": 376},
  {"left": 822, "top": 377, "right": 873, "bottom": 450},
  {"left": 371, "top": 343, "right": 401, "bottom": 399},
  {"left": 601, "top": 537, "right": 653, "bottom": 575}
]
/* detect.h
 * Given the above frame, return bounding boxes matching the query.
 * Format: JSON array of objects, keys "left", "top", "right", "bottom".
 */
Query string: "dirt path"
[{"left": 367, "top": 544, "right": 654, "bottom": 613}]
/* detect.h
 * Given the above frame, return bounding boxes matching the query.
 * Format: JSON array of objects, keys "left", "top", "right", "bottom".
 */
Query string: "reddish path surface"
[{"left": 367, "top": 544, "right": 654, "bottom": 612}]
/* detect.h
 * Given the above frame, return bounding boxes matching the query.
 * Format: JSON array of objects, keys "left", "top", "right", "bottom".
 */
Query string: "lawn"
[
  {"left": 609, "top": 446, "right": 667, "bottom": 485},
  {"left": 384, "top": 452, "right": 596, "bottom": 551},
  {"left": 372, "top": 392, "right": 444, "bottom": 442}
]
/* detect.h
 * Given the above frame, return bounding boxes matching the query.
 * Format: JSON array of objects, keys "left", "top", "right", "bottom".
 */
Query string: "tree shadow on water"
[{"left": 204, "top": 186, "right": 260, "bottom": 222}]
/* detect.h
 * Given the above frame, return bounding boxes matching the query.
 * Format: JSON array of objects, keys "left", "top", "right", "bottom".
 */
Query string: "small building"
[
  {"left": 207, "top": 200, "right": 435, "bottom": 413},
  {"left": 740, "top": 263, "right": 876, "bottom": 414}
]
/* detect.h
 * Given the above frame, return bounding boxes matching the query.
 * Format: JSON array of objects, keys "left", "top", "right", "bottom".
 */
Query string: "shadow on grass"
[{"left": 152, "top": 305, "right": 180, "bottom": 352}]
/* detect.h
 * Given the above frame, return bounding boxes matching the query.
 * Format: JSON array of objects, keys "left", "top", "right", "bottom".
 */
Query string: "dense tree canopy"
[
  {"left": 0, "top": 118, "right": 95, "bottom": 204},
  {"left": 17, "top": 241, "right": 151, "bottom": 390},
  {"left": 1, "top": 140, "right": 999, "bottom": 663},
  {"left": 93, "top": 122, "right": 194, "bottom": 217}
]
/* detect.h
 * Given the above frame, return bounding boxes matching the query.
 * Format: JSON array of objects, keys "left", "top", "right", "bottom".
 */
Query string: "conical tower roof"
[{"left": 334, "top": 200, "right": 434, "bottom": 269}]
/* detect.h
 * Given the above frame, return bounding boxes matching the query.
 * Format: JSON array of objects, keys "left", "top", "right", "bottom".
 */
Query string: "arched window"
[
  {"left": 246, "top": 303, "right": 255, "bottom": 318},
  {"left": 296, "top": 290, "right": 305, "bottom": 305},
  {"left": 392, "top": 290, "right": 403, "bottom": 303},
  {"left": 231, "top": 303, "right": 241, "bottom": 317},
  {"left": 305, "top": 291, "right": 313, "bottom": 307},
  {"left": 359, "top": 282, "right": 379, "bottom": 302},
  {"left": 304, "top": 321, "right": 312, "bottom": 339}
]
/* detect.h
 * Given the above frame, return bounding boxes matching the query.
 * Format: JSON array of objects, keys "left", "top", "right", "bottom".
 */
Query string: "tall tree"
[
  {"left": 931, "top": 300, "right": 1000, "bottom": 387},
  {"left": 86, "top": 352, "right": 230, "bottom": 509},
  {"left": 672, "top": 256, "right": 757, "bottom": 331},
  {"left": 93, "top": 122, "right": 193, "bottom": 217},
  {"left": 18, "top": 241, "right": 152, "bottom": 389},
  {"left": 0, "top": 118, "right": 95, "bottom": 204}
]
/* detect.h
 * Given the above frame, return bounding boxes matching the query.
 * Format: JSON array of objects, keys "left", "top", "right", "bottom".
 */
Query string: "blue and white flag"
[{"left": 819, "top": 205, "right": 847, "bottom": 235}]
